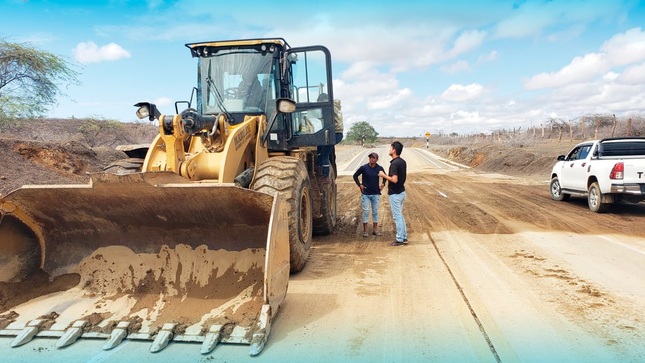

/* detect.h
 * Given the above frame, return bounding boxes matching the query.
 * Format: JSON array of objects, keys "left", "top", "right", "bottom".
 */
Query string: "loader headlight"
[
  {"left": 136, "top": 105, "right": 150, "bottom": 119},
  {"left": 134, "top": 102, "right": 161, "bottom": 121}
]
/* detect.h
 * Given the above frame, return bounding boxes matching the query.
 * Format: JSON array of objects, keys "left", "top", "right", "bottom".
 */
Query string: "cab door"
[
  {"left": 283, "top": 46, "right": 336, "bottom": 148},
  {"left": 560, "top": 144, "right": 592, "bottom": 191}
]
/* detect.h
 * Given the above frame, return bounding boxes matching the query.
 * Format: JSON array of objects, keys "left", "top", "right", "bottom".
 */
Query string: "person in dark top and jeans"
[
  {"left": 353, "top": 152, "right": 386, "bottom": 237},
  {"left": 379, "top": 141, "right": 407, "bottom": 246}
]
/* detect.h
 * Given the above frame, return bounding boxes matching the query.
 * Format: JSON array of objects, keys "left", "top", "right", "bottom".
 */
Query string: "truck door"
[
  {"left": 561, "top": 144, "right": 592, "bottom": 191},
  {"left": 283, "top": 46, "right": 336, "bottom": 148}
]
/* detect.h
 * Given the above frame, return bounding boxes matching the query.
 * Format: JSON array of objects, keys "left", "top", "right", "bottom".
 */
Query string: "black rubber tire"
[
  {"left": 549, "top": 176, "right": 570, "bottom": 201},
  {"left": 252, "top": 157, "right": 313, "bottom": 273},
  {"left": 313, "top": 165, "right": 337, "bottom": 235},
  {"left": 588, "top": 182, "right": 608, "bottom": 213},
  {"left": 103, "top": 158, "right": 144, "bottom": 175}
]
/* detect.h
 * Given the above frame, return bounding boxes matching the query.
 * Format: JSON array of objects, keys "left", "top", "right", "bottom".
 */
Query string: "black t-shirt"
[{"left": 387, "top": 157, "right": 406, "bottom": 195}]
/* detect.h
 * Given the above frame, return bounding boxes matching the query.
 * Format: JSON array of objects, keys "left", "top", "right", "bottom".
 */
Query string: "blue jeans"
[
  {"left": 361, "top": 194, "right": 380, "bottom": 223},
  {"left": 317, "top": 133, "right": 344, "bottom": 177},
  {"left": 389, "top": 192, "right": 407, "bottom": 242}
]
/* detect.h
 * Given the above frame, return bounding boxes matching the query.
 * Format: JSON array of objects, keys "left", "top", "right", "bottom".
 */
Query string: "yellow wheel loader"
[{"left": 0, "top": 38, "right": 338, "bottom": 355}]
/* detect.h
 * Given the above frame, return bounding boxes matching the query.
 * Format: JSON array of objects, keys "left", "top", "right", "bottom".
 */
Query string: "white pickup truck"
[{"left": 550, "top": 137, "right": 645, "bottom": 212}]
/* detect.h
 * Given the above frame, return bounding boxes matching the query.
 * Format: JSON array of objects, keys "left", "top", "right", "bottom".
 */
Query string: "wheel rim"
[
  {"left": 551, "top": 180, "right": 561, "bottom": 198},
  {"left": 299, "top": 187, "right": 311, "bottom": 243},
  {"left": 589, "top": 187, "right": 599, "bottom": 208}
]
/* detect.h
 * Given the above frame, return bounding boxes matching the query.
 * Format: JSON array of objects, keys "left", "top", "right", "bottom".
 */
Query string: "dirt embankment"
[
  {"left": 428, "top": 139, "right": 578, "bottom": 180},
  {"left": 0, "top": 118, "right": 156, "bottom": 196}
]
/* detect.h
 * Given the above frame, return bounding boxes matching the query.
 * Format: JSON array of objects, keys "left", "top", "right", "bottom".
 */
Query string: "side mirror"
[
  {"left": 557, "top": 155, "right": 565, "bottom": 161},
  {"left": 276, "top": 98, "right": 296, "bottom": 113},
  {"left": 262, "top": 98, "right": 296, "bottom": 145}
]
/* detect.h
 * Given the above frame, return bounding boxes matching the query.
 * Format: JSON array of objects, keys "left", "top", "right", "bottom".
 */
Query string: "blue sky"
[{"left": 2, "top": 0, "right": 645, "bottom": 137}]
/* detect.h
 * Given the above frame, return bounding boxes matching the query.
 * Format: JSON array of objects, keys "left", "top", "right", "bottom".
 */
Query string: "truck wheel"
[
  {"left": 313, "top": 166, "right": 337, "bottom": 235},
  {"left": 103, "top": 158, "right": 144, "bottom": 175},
  {"left": 252, "top": 157, "right": 313, "bottom": 273},
  {"left": 549, "top": 176, "right": 570, "bottom": 201},
  {"left": 588, "top": 182, "right": 608, "bottom": 213}
]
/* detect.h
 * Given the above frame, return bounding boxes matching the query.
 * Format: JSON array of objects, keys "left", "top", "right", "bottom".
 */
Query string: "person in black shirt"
[
  {"left": 353, "top": 152, "right": 386, "bottom": 237},
  {"left": 379, "top": 141, "right": 408, "bottom": 246}
]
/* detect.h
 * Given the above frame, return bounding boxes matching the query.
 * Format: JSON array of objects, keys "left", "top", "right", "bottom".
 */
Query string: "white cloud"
[
  {"left": 525, "top": 28, "right": 645, "bottom": 90},
  {"left": 441, "top": 83, "right": 484, "bottom": 102},
  {"left": 601, "top": 27, "right": 645, "bottom": 66},
  {"left": 154, "top": 97, "right": 173, "bottom": 107},
  {"left": 441, "top": 60, "right": 471, "bottom": 74},
  {"left": 73, "top": 41, "right": 131, "bottom": 64},
  {"left": 336, "top": 62, "right": 402, "bottom": 104},
  {"left": 367, "top": 89, "right": 413, "bottom": 110},
  {"left": 450, "top": 110, "right": 480, "bottom": 121},
  {"left": 448, "top": 30, "right": 487, "bottom": 57},
  {"left": 617, "top": 62, "right": 645, "bottom": 84},
  {"left": 477, "top": 50, "right": 497, "bottom": 63},
  {"left": 525, "top": 52, "right": 606, "bottom": 89},
  {"left": 602, "top": 72, "right": 619, "bottom": 81}
]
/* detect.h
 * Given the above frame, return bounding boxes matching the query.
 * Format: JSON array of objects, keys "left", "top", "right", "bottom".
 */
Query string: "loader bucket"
[{"left": 0, "top": 172, "right": 289, "bottom": 355}]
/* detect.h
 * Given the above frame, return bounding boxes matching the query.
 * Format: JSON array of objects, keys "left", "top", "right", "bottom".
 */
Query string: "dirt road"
[{"left": 2, "top": 145, "right": 645, "bottom": 362}]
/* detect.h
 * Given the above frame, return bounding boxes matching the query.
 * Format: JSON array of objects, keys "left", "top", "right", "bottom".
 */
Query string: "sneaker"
[
  {"left": 362, "top": 232, "right": 368, "bottom": 237},
  {"left": 389, "top": 241, "right": 405, "bottom": 246},
  {"left": 403, "top": 239, "right": 408, "bottom": 243},
  {"left": 373, "top": 230, "right": 382, "bottom": 236}
]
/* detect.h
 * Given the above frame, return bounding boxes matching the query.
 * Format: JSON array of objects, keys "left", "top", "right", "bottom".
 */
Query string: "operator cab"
[{"left": 186, "top": 38, "right": 337, "bottom": 151}]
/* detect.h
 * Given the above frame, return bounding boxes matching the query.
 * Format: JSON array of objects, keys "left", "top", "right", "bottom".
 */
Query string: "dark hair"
[{"left": 391, "top": 141, "right": 403, "bottom": 156}]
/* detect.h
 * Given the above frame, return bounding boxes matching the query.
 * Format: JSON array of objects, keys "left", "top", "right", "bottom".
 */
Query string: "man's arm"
[
  {"left": 378, "top": 165, "right": 398, "bottom": 184},
  {"left": 353, "top": 166, "right": 366, "bottom": 192},
  {"left": 379, "top": 166, "right": 387, "bottom": 186},
  {"left": 352, "top": 167, "right": 362, "bottom": 186}
]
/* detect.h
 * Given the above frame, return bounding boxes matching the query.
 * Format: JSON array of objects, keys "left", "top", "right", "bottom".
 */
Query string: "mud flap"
[{"left": 0, "top": 172, "right": 289, "bottom": 354}]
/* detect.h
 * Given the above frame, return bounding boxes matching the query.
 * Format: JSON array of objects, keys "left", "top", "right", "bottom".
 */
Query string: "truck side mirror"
[{"left": 557, "top": 155, "right": 565, "bottom": 161}]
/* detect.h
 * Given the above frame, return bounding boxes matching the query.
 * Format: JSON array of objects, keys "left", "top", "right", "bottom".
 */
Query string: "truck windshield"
[{"left": 199, "top": 49, "right": 274, "bottom": 114}]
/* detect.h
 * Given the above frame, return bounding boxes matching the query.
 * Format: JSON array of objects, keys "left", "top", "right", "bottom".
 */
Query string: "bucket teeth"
[
  {"left": 249, "top": 304, "right": 272, "bottom": 356},
  {"left": 10, "top": 319, "right": 45, "bottom": 348},
  {"left": 103, "top": 321, "right": 130, "bottom": 350},
  {"left": 200, "top": 324, "right": 224, "bottom": 354},
  {"left": 150, "top": 323, "right": 176, "bottom": 353},
  {"left": 56, "top": 320, "right": 88, "bottom": 348}
]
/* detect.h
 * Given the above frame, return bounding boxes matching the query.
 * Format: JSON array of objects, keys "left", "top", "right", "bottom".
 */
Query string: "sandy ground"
[{"left": 1, "top": 145, "right": 645, "bottom": 362}]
